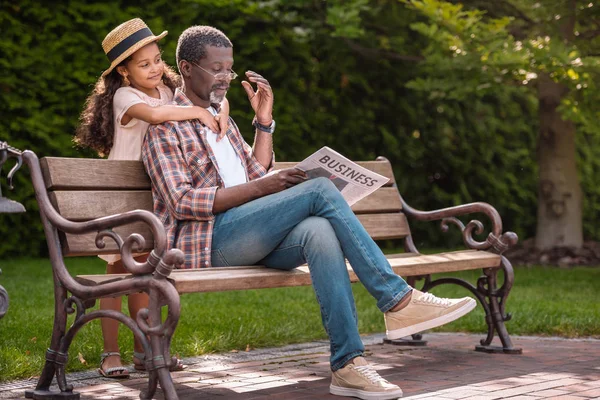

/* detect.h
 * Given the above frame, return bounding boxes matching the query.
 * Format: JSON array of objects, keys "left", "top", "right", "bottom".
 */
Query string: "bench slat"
[
  {"left": 357, "top": 213, "right": 409, "bottom": 239},
  {"left": 352, "top": 187, "right": 402, "bottom": 213},
  {"left": 49, "top": 187, "right": 402, "bottom": 221},
  {"left": 49, "top": 191, "right": 153, "bottom": 221},
  {"left": 41, "top": 157, "right": 151, "bottom": 191},
  {"left": 60, "top": 212, "right": 409, "bottom": 256},
  {"left": 41, "top": 158, "right": 396, "bottom": 190},
  {"left": 75, "top": 250, "right": 501, "bottom": 293}
]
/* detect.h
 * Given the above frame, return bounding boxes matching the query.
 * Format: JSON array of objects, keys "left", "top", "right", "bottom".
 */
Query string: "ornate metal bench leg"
[
  {"left": 140, "top": 345, "right": 178, "bottom": 399},
  {"left": 406, "top": 262, "right": 521, "bottom": 355},
  {"left": 475, "top": 257, "right": 522, "bottom": 354},
  {"left": 138, "top": 285, "right": 179, "bottom": 400},
  {"left": 25, "top": 285, "right": 80, "bottom": 400},
  {"left": 157, "top": 367, "right": 178, "bottom": 400},
  {"left": 140, "top": 371, "right": 159, "bottom": 400},
  {"left": 24, "top": 350, "right": 79, "bottom": 400}
]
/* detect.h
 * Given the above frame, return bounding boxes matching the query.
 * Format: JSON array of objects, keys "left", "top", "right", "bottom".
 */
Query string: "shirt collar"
[
  {"left": 173, "top": 87, "right": 194, "bottom": 107},
  {"left": 173, "top": 87, "right": 222, "bottom": 112}
]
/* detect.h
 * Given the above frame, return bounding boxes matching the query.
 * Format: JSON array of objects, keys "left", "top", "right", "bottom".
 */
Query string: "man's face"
[{"left": 189, "top": 45, "right": 234, "bottom": 104}]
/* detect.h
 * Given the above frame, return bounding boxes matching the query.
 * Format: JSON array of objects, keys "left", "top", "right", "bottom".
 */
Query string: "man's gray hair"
[{"left": 176, "top": 25, "right": 233, "bottom": 69}]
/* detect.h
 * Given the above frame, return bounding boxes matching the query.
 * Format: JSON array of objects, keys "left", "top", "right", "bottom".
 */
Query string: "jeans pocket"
[{"left": 211, "top": 249, "right": 230, "bottom": 267}]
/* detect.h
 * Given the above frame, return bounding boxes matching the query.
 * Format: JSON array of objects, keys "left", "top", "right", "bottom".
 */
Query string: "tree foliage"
[
  {"left": 327, "top": 0, "right": 600, "bottom": 245},
  {"left": 404, "top": 0, "right": 600, "bottom": 245},
  {"left": 0, "top": 0, "right": 597, "bottom": 258}
]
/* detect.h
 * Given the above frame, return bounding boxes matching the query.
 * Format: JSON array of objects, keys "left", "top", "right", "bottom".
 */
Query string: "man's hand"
[
  {"left": 213, "top": 168, "right": 307, "bottom": 214},
  {"left": 241, "top": 71, "right": 273, "bottom": 126},
  {"left": 259, "top": 168, "right": 307, "bottom": 195}
]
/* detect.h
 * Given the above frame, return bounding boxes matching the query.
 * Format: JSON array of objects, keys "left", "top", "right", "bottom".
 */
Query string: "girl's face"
[{"left": 119, "top": 42, "right": 164, "bottom": 95}]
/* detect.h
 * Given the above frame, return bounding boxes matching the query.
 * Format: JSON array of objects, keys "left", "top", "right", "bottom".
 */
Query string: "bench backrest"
[{"left": 40, "top": 157, "right": 410, "bottom": 256}]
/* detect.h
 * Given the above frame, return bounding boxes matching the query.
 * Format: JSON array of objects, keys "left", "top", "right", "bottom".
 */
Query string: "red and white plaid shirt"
[{"left": 142, "top": 88, "right": 272, "bottom": 269}]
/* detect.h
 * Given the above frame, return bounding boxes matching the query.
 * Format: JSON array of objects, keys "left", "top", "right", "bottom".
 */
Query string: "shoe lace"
[
  {"left": 354, "top": 365, "right": 389, "bottom": 385},
  {"left": 419, "top": 292, "right": 452, "bottom": 306}
]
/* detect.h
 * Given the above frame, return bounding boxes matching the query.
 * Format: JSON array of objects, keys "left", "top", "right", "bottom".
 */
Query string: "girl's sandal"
[
  {"left": 98, "top": 352, "right": 130, "bottom": 379},
  {"left": 133, "top": 351, "right": 186, "bottom": 372}
]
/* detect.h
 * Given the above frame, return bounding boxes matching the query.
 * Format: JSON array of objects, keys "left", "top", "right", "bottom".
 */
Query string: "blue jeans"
[{"left": 211, "top": 178, "right": 412, "bottom": 371}]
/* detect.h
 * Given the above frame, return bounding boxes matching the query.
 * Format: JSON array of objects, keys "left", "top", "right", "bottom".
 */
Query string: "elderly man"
[{"left": 142, "top": 25, "right": 475, "bottom": 400}]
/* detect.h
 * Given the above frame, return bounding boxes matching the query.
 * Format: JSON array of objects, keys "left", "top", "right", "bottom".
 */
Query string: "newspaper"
[{"left": 296, "top": 146, "right": 389, "bottom": 206}]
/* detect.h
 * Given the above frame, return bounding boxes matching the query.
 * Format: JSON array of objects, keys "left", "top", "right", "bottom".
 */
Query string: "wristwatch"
[{"left": 253, "top": 119, "right": 276, "bottom": 134}]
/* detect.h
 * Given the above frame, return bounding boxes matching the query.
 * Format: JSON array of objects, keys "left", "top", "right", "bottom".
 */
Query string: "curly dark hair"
[
  {"left": 176, "top": 25, "right": 232, "bottom": 68},
  {"left": 74, "top": 58, "right": 181, "bottom": 157}
]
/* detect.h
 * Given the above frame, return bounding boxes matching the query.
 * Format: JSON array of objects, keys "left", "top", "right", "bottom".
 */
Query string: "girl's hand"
[
  {"left": 215, "top": 97, "right": 230, "bottom": 142},
  {"left": 195, "top": 107, "right": 220, "bottom": 133},
  {"left": 215, "top": 114, "right": 229, "bottom": 142}
]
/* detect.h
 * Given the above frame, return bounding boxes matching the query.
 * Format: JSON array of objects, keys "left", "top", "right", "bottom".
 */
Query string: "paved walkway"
[{"left": 1, "top": 333, "right": 599, "bottom": 399}]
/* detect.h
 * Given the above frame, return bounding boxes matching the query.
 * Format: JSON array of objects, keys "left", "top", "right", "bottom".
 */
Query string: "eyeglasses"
[{"left": 191, "top": 61, "right": 238, "bottom": 81}]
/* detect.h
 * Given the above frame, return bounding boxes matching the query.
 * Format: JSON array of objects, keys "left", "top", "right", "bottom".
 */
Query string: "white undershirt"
[{"left": 205, "top": 107, "right": 247, "bottom": 188}]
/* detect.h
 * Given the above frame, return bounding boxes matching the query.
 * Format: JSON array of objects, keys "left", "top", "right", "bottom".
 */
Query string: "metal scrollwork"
[
  {"left": 440, "top": 217, "right": 518, "bottom": 254},
  {"left": 396, "top": 183, "right": 518, "bottom": 255},
  {"left": 96, "top": 228, "right": 161, "bottom": 276},
  {"left": 414, "top": 255, "right": 520, "bottom": 353},
  {"left": 487, "top": 232, "right": 519, "bottom": 255},
  {"left": 64, "top": 296, "right": 86, "bottom": 320},
  {"left": 96, "top": 229, "right": 124, "bottom": 250}
]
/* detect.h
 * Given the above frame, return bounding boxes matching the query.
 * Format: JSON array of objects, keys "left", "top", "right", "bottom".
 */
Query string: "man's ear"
[{"left": 179, "top": 60, "right": 192, "bottom": 79}]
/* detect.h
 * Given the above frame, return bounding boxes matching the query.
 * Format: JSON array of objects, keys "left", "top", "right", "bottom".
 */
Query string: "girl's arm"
[
  {"left": 122, "top": 103, "right": 220, "bottom": 132},
  {"left": 215, "top": 97, "right": 230, "bottom": 142}
]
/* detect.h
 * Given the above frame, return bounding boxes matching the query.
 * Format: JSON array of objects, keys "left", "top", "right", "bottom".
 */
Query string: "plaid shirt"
[{"left": 142, "top": 88, "right": 272, "bottom": 269}]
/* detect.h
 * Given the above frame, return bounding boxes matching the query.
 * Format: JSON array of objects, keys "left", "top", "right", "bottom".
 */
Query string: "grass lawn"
[{"left": 0, "top": 256, "right": 598, "bottom": 382}]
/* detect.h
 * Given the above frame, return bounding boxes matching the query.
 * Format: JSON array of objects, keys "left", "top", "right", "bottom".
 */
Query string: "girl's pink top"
[{"left": 109, "top": 83, "right": 174, "bottom": 160}]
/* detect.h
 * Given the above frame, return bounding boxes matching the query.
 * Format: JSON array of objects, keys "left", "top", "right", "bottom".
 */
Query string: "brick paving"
[{"left": 1, "top": 332, "right": 599, "bottom": 399}]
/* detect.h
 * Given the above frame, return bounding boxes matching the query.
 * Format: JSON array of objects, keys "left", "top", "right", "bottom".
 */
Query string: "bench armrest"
[
  {"left": 22, "top": 150, "right": 184, "bottom": 298},
  {"left": 400, "top": 195, "right": 518, "bottom": 254}
]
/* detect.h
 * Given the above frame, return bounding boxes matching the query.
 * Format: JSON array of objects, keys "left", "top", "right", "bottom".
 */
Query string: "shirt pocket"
[{"left": 186, "top": 152, "right": 217, "bottom": 186}]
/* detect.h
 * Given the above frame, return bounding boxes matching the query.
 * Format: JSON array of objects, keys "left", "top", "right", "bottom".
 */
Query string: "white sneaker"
[
  {"left": 330, "top": 357, "right": 403, "bottom": 399},
  {"left": 385, "top": 289, "right": 476, "bottom": 340}
]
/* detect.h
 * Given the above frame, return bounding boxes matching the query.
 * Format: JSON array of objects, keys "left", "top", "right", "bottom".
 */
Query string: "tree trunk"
[{"left": 535, "top": 74, "right": 583, "bottom": 250}]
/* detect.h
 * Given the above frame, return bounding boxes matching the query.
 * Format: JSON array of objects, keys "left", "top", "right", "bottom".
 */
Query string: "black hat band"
[{"left": 106, "top": 27, "right": 154, "bottom": 63}]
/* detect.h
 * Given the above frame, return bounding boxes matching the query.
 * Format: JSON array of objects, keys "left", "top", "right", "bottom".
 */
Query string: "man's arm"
[
  {"left": 252, "top": 129, "right": 273, "bottom": 170},
  {"left": 241, "top": 70, "right": 274, "bottom": 170},
  {"left": 212, "top": 168, "right": 307, "bottom": 213}
]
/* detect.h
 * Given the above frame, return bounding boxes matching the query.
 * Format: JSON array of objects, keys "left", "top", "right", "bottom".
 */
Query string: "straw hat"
[{"left": 101, "top": 18, "right": 167, "bottom": 77}]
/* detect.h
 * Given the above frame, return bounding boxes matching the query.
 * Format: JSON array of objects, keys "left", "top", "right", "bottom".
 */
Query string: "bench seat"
[{"left": 76, "top": 249, "right": 500, "bottom": 294}]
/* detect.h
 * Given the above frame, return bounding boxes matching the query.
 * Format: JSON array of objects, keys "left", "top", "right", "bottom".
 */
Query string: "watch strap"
[{"left": 253, "top": 118, "right": 275, "bottom": 134}]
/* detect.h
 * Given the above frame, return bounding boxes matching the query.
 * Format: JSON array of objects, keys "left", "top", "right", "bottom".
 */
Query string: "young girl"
[{"left": 75, "top": 18, "right": 229, "bottom": 379}]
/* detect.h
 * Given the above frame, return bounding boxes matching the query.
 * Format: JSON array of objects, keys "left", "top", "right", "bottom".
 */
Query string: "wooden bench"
[{"left": 22, "top": 150, "right": 521, "bottom": 400}]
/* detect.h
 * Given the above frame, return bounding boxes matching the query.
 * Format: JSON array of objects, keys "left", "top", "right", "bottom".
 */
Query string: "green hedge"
[{"left": 0, "top": 1, "right": 597, "bottom": 258}]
